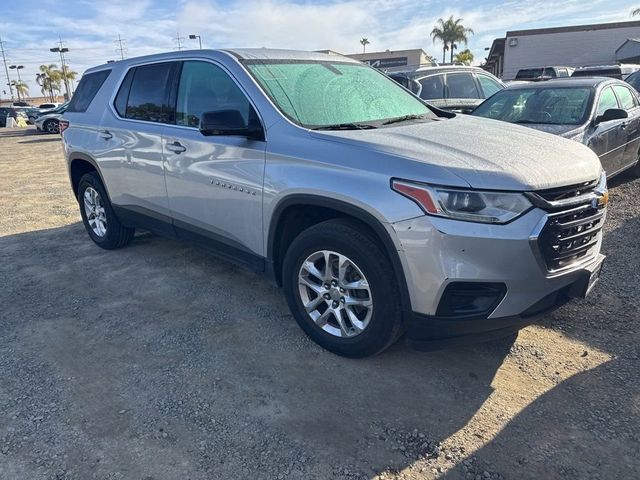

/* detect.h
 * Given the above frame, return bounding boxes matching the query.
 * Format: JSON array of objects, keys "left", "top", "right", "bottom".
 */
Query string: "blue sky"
[{"left": 1, "top": 0, "right": 639, "bottom": 99}]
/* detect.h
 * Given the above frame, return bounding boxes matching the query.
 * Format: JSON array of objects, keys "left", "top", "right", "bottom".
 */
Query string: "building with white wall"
[{"left": 495, "top": 20, "right": 640, "bottom": 80}]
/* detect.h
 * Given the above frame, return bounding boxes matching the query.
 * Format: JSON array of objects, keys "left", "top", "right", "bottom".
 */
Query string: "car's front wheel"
[
  {"left": 43, "top": 119, "right": 59, "bottom": 134},
  {"left": 282, "top": 219, "right": 403, "bottom": 358},
  {"left": 78, "top": 172, "right": 134, "bottom": 249}
]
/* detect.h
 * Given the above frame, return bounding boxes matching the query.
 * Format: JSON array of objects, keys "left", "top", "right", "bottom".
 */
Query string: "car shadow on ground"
[
  {"left": 0, "top": 222, "right": 519, "bottom": 479},
  {"left": 443, "top": 199, "right": 640, "bottom": 479},
  {"left": 0, "top": 127, "right": 39, "bottom": 139}
]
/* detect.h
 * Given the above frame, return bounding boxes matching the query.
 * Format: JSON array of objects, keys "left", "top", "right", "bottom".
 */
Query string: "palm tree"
[
  {"left": 14, "top": 80, "right": 29, "bottom": 100},
  {"left": 58, "top": 65, "right": 78, "bottom": 96},
  {"left": 360, "top": 37, "right": 370, "bottom": 53},
  {"left": 454, "top": 49, "right": 474, "bottom": 65},
  {"left": 431, "top": 16, "right": 474, "bottom": 64},
  {"left": 36, "top": 64, "right": 62, "bottom": 102},
  {"left": 431, "top": 18, "right": 450, "bottom": 64},
  {"left": 633, "top": 8, "right": 640, "bottom": 15}
]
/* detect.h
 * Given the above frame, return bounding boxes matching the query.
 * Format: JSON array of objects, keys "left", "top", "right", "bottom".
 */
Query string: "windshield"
[
  {"left": 473, "top": 87, "right": 593, "bottom": 125},
  {"left": 243, "top": 60, "right": 435, "bottom": 128}
]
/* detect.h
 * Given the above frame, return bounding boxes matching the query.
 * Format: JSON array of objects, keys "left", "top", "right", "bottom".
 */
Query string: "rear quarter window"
[
  {"left": 114, "top": 62, "right": 175, "bottom": 123},
  {"left": 67, "top": 70, "right": 111, "bottom": 112}
]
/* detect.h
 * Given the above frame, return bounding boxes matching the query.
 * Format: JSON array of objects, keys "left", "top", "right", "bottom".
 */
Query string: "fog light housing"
[{"left": 436, "top": 282, "right": 507, "bottom": 318}]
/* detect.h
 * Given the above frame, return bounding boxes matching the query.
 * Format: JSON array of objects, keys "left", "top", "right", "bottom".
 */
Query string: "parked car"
[
  {"left": 0, "top": 106, "right": 28, "bottom": 127},
  {"left": 35, "top": 103, "right": 69, "bottom": 133},
  {"left": 515, "top": 66, "right": 573, "bottom": 81},
  {"left": 38, "top": 102, "right": 61, "bottom": 110},
  {"left": 61, "top": 49, "right": 607, "bottom": 358},
  {"left": 571, "top": 64, "right": 640, "bottom": 80},
  {"left": 624, "top": 69, "right": 640, "bottom": 93},
  {"left": 472, "top": 77, "right": 640, "bottom": 178},
  {"left": 387, "top": 65, "right": 505, "bottom": 113}
]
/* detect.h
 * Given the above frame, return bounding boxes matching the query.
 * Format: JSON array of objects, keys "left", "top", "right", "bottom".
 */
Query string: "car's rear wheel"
[
  {"left": 78, "top": 172, "right": 134, "bottom": 249},
  {"left": 282, "top": 219, "right": 403, "bottom": 358},
  {"left": 44, "top": 119, "right": 59, "bottom": 134}
]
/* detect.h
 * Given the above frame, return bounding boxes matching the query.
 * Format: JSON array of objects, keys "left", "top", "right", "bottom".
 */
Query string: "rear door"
[
  {"left": 417, "top": 74, "right": 446, "bottom": 109},
  {"left": 162, "top": 60, "right": 266, "bottom": 258},
  {"left": 612, "top": 84, "right": 640, "bottom": 170},
  {"left": 588, "top": 86, "right": 626, "bottom": 174},
  {"left": 94, "top": 61, "right": 177, "bottom": 226}
]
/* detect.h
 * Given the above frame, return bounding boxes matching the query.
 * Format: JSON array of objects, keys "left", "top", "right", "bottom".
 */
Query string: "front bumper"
[{"left": 392, "top": 207, "right": 605, "bottom": 349}]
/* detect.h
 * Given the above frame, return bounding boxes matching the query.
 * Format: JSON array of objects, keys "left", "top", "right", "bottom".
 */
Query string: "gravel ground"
[{"left": 0, "top": 127, "right": 638, "bottom": 480}]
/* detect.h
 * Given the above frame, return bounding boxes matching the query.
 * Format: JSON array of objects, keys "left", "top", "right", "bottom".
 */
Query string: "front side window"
[
  {"left": 446, "top": 73, "right": 480, "bottom": 99},
  {"left": 596, "top": 87, "right": 620, "bottom": 117},
  {"left": 419, "top": 75, "right": 445, "bottom": 100},
  {"left": 176, "top": 61, "right": 252, "bottom": 128},
  {"left": 473, "top": 87, "right": 593, "bottom": 125},
  {"left": 244, "top": 60, "right": 434, "bottom": 128},
  {"left": 476, "top": 75, "right": 502, "bottom": 98},
  {"left": 613, "top": 85, "right": 638, "bottom": 110},
  {"left": 121, "top": 62, "right": 174, "bottom": 123}
]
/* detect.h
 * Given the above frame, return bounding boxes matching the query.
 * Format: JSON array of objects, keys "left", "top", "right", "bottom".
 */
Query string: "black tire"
[
  {"left": 77, "top": 172, "right": 134, "bottom": 249},
  {"left": 282, "top": 219, "right": 403, "bottom": 358},
  {"left": 43, "top": 118, "right": 59, "bottom": 134}
]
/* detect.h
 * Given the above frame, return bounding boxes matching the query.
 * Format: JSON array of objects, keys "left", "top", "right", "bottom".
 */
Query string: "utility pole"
[
  {"left": 114, "top": 34, "right": 127, "bottom": 60},
  {"left": 174, "top": 32, "right": 185, "bottom": 51},
  {"left": 0, "top": 36, "right": 14, "bottom": 101},
  {"left": 50, "top": 36, "right": 70, "bottom": 99}
]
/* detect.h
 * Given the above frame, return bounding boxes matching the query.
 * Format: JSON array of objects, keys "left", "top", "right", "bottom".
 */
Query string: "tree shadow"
[{"left": 0, "top": 222, "right": 516, "bottom": 480}]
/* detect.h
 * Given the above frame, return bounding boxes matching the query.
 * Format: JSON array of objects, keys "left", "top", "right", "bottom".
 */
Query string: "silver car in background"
[{"left": 61, "top": 49, "right": 607, "bottom": 357}]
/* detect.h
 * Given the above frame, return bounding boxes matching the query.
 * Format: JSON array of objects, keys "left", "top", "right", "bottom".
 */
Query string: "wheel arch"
[
  {"left": 68, "top": 153, "right": 110, "bottom": 200},
  {"left": 266, "top": 194, "right": 412, "bottom": 313}
]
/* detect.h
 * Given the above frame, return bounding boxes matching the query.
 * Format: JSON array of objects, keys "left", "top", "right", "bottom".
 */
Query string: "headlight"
[{"left": 392, "top": 179, "right": 532, "bottom": 224}]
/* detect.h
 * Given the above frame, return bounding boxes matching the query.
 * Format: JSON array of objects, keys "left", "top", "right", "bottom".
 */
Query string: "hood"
[
  {"left": 517, "top": 123, "right": 586, "bottom": 139},
  {"left": 309, "top": 115, "right": 601, "bottom": 191}
]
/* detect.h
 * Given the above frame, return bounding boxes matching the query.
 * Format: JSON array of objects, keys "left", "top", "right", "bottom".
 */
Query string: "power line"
[
  {"left": 174, "top": 32, "right": 185, "bottom": 51},
  {"left": 114, "top": 34, "right": 127, "bottom": 60},
  {"left": 0, "top": 36, "right": 14, "bottom": 101}
]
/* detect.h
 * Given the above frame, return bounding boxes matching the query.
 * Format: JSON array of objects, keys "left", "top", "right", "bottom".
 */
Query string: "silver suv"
[{"left": 61, "top": 49, "right": 608, "bottom": 358}]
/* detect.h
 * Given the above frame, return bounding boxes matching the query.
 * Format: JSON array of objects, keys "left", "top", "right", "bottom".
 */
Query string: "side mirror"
[
  {"left": 594, "top": 108, "right": 628, "bottom": 125},
  {"left": 199, "top": 109, "right": 264, "bottom": 140}
]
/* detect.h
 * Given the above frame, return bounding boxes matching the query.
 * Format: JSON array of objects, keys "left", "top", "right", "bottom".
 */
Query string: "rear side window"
[
  {"left": 418, "top": 75, "right": 445, "bottom": 100},
  {"left": 613, "top": 85, "right": 638, "bottom": 110},
  {"left": 115, "top": 62, "right": 175, "bottom": 123},
  {"left": 67, "top": 70, "right": 111, "bottom": 112},
  {"left": 446, "top": 73, "right": 480, "bottom": 98}
]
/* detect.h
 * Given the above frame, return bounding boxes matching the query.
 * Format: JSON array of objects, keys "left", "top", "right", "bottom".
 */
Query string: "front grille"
[
  {"left": 535, "top": 179, "right": 599, "bottom": 203},
  {"left": 538, "top": 205, "right": 605, "bottom": 272}
]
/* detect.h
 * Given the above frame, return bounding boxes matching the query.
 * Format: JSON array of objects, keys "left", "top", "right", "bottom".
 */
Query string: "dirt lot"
[{"left": 0, "top": 127, "right": 638, "bottom": 480}]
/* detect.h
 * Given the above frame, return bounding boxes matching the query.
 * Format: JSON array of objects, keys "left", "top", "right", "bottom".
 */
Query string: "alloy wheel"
[
  {"left": 83, "top": 187, "right": 107, "bottom": 237},
  {"left": 298, "top": 250, "right": 373, "bottom": 338}
]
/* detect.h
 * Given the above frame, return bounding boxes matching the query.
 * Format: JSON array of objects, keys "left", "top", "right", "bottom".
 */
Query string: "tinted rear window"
[
  {"left": 67, "top": 70, "right": 111, "bottom": 112},
  {"left": 516, "top": 68, "right": 544, "bottom": 80},
  {"left": 446, "top": 73, "right": 480, "bottom": 98},
  {"left": 116, "top": 62, "right": 175, "bottom": 123},
  {"left": 419, "top": 75, "right": 445, "bottom": 100},
  {"left": 572, "top": 68, "right": 622, "bottom": 79}
]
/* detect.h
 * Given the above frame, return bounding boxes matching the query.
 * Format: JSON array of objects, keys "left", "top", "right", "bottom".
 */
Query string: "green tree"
[
  {"left": 36, "top": 64, "right": 62, "bottom": 102},
  {"left": 454, "top": 48, "right": 474, "bottom": 65},
  {"left": 360, "top": 37, "right": 370, "bottom": 53},
  {"left": 431, "top": 16, "right": 474, "bottom": 64}
]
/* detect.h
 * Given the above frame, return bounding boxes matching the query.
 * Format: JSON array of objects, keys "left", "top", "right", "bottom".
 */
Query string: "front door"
[
  {"left": 162, "top": 60, "right": 266, "bottom": 258},
  {"left": 588, "top": 86, "right": 626, "bottom": 174},
  {"left": 612, "top": 84, "right": 640, "bottom": 171}
]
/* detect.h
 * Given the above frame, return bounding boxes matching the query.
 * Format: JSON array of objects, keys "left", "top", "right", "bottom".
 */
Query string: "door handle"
[
  {"left": 620, "top": 122, "right": 628, "bottom": 130},
  {"left": 99, "top": 130, "right": 113, "bottom": 140},
  {"left": 166, "top": 141, "right": 186, "bottom": 153}
]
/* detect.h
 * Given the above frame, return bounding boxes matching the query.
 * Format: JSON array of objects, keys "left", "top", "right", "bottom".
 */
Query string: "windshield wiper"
[
  {"left": 382, "top": 114, "right": 427, "bottom": 125},
  {"left": 312, "top": 122, "right": 378, "bottom": 131},
  {"left": 514, "top": 119, "right": 561, "bottom": 125}
]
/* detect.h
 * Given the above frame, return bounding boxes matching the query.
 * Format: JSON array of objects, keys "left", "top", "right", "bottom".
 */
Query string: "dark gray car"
[
  {"left": 388, "top": 66, "right": 504, "bottom": 114},
  {"left": 472, "top": 77, "right": 640, "bottom": 178}
]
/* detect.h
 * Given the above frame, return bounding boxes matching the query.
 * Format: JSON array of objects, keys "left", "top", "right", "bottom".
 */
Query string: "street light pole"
[
  {"left": 9, "top": 65, "right": 24, "bottom": 102},
  {"left": 189, "top": 34, "right": 202, "bottom": 49},
  {"left": 50, "top": 38, "right": 70, "bottom": 100}
]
